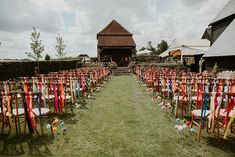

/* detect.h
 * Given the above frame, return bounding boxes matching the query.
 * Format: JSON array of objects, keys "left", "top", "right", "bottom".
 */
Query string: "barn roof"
[
  {"left": 97, "top": 20, "right": 132, "bottom": 36},
  {"left": 201, "top": 27, "right": 211, "bottom": 40},
  {"left": 203, "top": 19, "right": 235, "bottom": 57},
  {"left": 210, "top": 0, "right": 235, "bottom": 25},
  {"left": 97, "top": 20, "right": 136, "bottom": 47},
  {"left": 98, "top": 36, "right": 136, "bottom": 47}
]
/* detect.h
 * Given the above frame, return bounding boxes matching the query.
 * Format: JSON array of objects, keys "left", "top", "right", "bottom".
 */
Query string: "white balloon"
[{"left": 178, "top": 126, "right": 183, "bottom": 131}]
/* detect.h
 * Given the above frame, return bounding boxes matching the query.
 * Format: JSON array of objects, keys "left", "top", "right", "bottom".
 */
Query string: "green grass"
[{"left": 0, "top": 75, "right": 235, "bottom": 156}]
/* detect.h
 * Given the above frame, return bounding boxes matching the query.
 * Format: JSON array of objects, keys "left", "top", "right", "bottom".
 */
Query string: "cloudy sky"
[{"left": 0, "top": 0, "right": 229, "bottom": 59}]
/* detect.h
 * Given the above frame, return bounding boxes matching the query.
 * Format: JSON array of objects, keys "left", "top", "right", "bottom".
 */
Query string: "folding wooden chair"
[
  {"left": 191, "top": 91, "right": 212, "bottom": 142},
  {"left": 1, "top": 91, "right": 24, "bottom": 136},
  {"left": 20, "top": 91, "right": 53, "bottom": 136}
]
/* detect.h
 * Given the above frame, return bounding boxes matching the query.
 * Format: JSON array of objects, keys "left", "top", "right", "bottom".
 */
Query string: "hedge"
[
  {"left": 0, "top": 60, "right": 79, "bottom": 81},
  {"left": 134, "top": 55, "right": 161, "bottom": 62}
]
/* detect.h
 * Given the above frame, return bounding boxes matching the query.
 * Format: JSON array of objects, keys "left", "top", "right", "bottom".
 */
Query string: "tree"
[
  {"left": 147, "top": 41, "right": 155, "bottom": 52},
  {"left": 25, "top": 27, "right": 45, "bottom": 73},
  {"left": 139, "top": 47, "right": 146, "bottom": 51},
  {"left": 78, "top": 54, "right": 89, "bottom": 58},
  {"left": 55, "top": 33, "right": 66, "bottom": 71},
  {"left": 155, "top": 40, "right": 168, "bottom": 56},
  {"left": 45, "top": 54, "right": 51, "bottom": 60},
  {"left": 55, "top": 33, "right": 66, "bottom": 59}
]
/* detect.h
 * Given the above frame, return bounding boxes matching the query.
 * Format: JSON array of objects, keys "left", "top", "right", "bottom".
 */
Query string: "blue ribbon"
[
  {"left": 201, "top": 92, "right": 208, "bottom": 128},
  {"left": 169, "top": 77, "right": 172, "bottom": 93},
  {"left": 76, "top": 80, "right": 81, "bottom": 102}
]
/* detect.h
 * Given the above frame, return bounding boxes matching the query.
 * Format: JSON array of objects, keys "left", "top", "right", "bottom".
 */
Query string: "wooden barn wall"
[{"left": 205, "top": 56, "right": 235, "bottom": 70}]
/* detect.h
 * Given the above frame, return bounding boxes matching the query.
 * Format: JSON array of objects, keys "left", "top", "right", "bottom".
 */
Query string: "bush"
[
  {"left": 45, "top": 54, "right": 51, "bottom": 60},
  {"left": 0, "top": 59, "right": 79, "bottom": 81},
  {"left": 76, "top": 60, "right": 83, "bottom": 68}
]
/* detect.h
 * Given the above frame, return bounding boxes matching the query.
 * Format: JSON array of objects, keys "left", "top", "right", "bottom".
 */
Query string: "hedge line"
[
  {"left": 134, "top": 55, "right": 161, "bottom": 62},
  {"left": 0, "top": 60, "right": 79, "bottom": 81}
]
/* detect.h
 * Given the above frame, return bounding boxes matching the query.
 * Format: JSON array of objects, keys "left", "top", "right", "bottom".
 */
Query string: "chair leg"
[
  {"left": 206, "top": 119, "right": 209, "bottom": 133},
  {"left": 14, "top": 117, "right": 19, "bottom": 136},
  {"left": 24, "top": 117, "right": 26, "bottom": 136},
  {"left": 213, "top": 118, "right": 216, "bottom": 133},
  {"left": 39, "top": 117, "right": 44, "bottom": 136},
  {"left": 217, "top": 120, "right": 220, "bottom": 143},
  {"left": 49, "top": 116, "right": 54, "bottom": 136},
  {"left": 197, "top": 121, "right": 202, "bottom": 142},
  {"left": 1, "top": 122, "right": 4, "bottom": 134},
  {"left": 18, "top": 116, "right": 22, "bottom": 138},
  {"left": 191, "top": 115, "right": 194, "bottom": 128}
]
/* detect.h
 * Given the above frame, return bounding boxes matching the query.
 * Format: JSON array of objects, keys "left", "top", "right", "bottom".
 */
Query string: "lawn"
[{"left": 0, "top": 75, "right": 235, "bottom": 157}]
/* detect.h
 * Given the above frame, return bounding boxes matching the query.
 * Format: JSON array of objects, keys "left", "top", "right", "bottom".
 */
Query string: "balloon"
[
  {"left": 60, "top": 120, "right": 65, "bottom": 126},
  {"left": 183, "top": 124, "right": 187, "bottom": 129},
  {"left": 186, "top": 121, "right": 191, "bottom": 126},
  {"left": 62, "top": 127, "right": 67, "bottom": 135},
  {"left": 176, "top": 118, "right": 181, "bottom": 123},
  {"left": 166, "top": 103, "right": 171, "bottom": 106},
  {"left": 189, "top": 128, "right": 195, "bottom": 134},
  {"left": 52, "top": 121, "right": 58, "bottom": 126},
  {"left": 175, "top": 125, "right": 179, "bottom": 129},
  {"left": 52, "top": 127, "right": 57, "bottom": 132},
  {"left": 178, "top": 126, "right": 183, "bottom": 131},
  {"left": 158, "top": 102, "right": 164, "bottom": 106},
  {"left": 46, "top": 124, "right": 51, "bottom": 129}
]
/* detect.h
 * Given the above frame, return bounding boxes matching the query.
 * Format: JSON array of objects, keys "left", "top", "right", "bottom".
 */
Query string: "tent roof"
[
  {"left": 160, "top": 39, "right": 209, "bottom": 57},
  {"left": 160, "top": 46, "right": 205, "bottom": 57},
  {"left": 203, "top": 19, "right": 235, "bottom": 57},
  {"left": 168, "top": 39, "right": 210, "bottom": 50},
  {"left": 136, "top": 49, "right": 152, "bottom": 55}
]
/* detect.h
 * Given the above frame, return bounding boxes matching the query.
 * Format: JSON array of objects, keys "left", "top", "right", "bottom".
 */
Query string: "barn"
[{"left": 97, "top": 20, "right": 136, "bottom": 67}]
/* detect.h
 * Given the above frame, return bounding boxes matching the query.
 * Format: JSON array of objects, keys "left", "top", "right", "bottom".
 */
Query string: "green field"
[{"left": 0, "top": 75, "right": 234, "bottom": 157}]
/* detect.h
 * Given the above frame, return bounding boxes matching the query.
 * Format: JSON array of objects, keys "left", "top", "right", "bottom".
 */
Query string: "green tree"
[
  {"left": 147, "top": 41, "right": 155, "bottom": 52},
  {"left": 78, "top": 54, "right": 89, "bottom": 58},
  {"left": 139, "top": 47, "right": 146, "bottom": 51},
  {"left": 155, "top": 40, "right": 168, "bottom": 56},
  {"left": 45, "top": 54, "right": 51, "bottom": 60},
  {"left": 55, "top": 33, "right": 66, "bottom": 59},
  {"left": 55, "top": 33, "right": 66, "bottom": 71},
  {"left": 25, "top": 27, "right": 45, "bottom": 73}
]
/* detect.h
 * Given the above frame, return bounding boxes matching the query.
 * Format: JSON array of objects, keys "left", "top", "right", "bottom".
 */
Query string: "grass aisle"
[{"left": 1, "top": 76, "right": 234, "bottom": 156}]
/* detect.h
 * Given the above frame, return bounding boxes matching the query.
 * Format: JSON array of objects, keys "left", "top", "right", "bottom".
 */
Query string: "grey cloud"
[
  {"left": 180, "top": 0, "right": 208, "bottom": 8},
  {"left": 0, "top": 0, "right": 231, "bottom": 58},
  {"left": 68, "top": 0, "right": 156, "bottom": 34},
  {"left": 0, "top": 0, "right": 63, "bottom": 33}
]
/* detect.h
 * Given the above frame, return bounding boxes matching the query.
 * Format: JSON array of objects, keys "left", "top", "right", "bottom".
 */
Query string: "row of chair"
[
  {"left": 0, "top": 67, "right": 110, "bottom": 137},
  {"left": 135, "top": 66, "right": 235, "bottom": 142}
]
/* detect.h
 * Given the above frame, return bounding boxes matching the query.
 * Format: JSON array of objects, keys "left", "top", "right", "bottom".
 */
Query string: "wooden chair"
[
  {"left": 20, "top": 91, "right": 53, "bottom": 136},
  {"left": 1, "top": 91, "right": 24, "bottom": 136},
  {"left": 191, "top": 91, "right": 212, "bottom": 142}
]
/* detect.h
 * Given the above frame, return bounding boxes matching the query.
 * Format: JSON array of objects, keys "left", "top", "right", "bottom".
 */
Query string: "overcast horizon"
[{"left": 0, "top": 0, "right": 229, "bottom": 59}]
